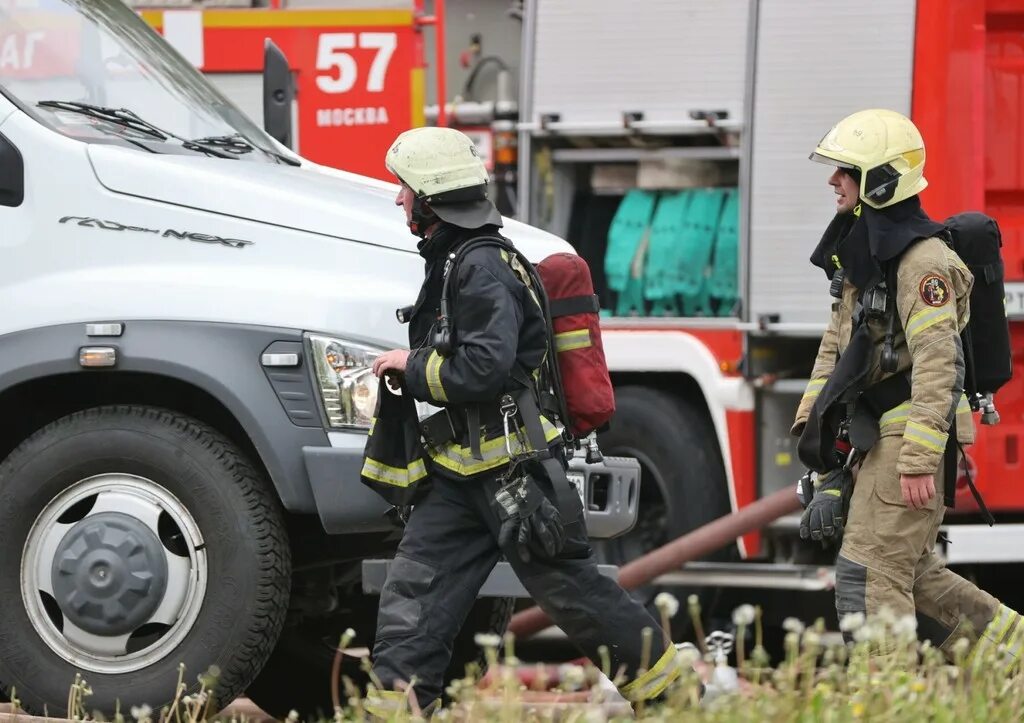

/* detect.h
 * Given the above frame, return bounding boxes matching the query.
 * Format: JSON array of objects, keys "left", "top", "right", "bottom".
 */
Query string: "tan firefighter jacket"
[{"left": 793, "top": 236, "right": 975, "bottom": 476}]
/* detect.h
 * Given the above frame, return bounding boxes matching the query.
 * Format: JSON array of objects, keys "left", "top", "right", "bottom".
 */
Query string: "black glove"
[
  {"left": 799, "top": 468, "right": 851, "bottom": 542},
  {"left": 494, "top": 475, "right": 566, "bottom": 563}
]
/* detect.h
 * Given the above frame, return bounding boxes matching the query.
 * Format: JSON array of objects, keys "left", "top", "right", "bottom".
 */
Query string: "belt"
[{"left": 419, "top": 404, "right": 505, "bottom": 456}]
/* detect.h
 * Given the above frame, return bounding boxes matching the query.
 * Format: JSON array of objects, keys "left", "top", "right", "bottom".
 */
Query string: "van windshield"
[{"left": 0, "top": 0, "right": 290, "bottom": 162}]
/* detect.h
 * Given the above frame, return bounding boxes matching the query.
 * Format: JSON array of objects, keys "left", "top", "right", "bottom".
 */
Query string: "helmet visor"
[
  {"left": 808, "top": 151, "right": 858, "bottom": 170},
  {"left": 431, "top": 198, "right": 503, "bottom": 229}
]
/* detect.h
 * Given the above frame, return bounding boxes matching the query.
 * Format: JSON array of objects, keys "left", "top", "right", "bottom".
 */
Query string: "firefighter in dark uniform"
[
  {"left": 364, "top": 127, "right": 686, "bottom": 715},
  {"left": 794, "top": 109, "right": 1024, "bottom": 666}
]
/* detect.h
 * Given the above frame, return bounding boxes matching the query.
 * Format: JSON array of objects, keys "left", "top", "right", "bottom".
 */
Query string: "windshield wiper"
[
  {"left": 38, "top": 101, "right": 168, "bottom": 141},
  {"left": 37, "top": 101, "right": 236, "bottom": 159},
  {"left": 191, "top": 133, "right": 301, "bottom": 166},
  {"left": 187, "top": 133, "right": 255, "bottom": 156}
]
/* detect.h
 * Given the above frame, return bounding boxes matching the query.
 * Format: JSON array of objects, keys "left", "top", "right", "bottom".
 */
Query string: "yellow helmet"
[
  {"left": 385, "top": 126, "right": 489, "bottom": 200},
  {"left": 810, "top": 109, "right": 927, "bottom": 209}
]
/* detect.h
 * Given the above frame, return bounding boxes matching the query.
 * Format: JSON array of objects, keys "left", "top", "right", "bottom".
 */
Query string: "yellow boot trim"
[
  {"left": 619, "top": 645, "right": 685, "bottom": 702},
  {"left": 364, "top": 688, "right": 409, "bottom": 719},
  {"left": 968, "top": 604, "right": 1020, "bottom": 672}
]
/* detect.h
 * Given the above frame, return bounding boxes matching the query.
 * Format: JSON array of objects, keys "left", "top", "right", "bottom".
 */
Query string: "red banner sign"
[
  {"left": 144, "top": 9, "right": 422, "bottom": 181},
  {"left": 0, "top": 15, "right": 80, "bottom": 80}
]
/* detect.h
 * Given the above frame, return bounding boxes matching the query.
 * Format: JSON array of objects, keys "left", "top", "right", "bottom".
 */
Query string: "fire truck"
[{"left": 146, "top": 0, "right": 1024, "bottom": 603}]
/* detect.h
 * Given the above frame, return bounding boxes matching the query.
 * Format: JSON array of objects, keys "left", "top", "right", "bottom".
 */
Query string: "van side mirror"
[
  {"left": 0, "top": 133, "right": 24, "bottom": 207},
  {"left": 263, "top": 39, "right": 295, "bottom": 149}
]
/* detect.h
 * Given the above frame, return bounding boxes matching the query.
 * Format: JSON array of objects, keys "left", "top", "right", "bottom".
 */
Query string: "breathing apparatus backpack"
[
  {"left": 873, "top": 211, "right": 1011, "bottom": 419},
  {"left": 943, "top": 212, "right": 1013, "bottom": 417},
  {"left": 436, "top": 235, "right": 616, "bottom": 443}
]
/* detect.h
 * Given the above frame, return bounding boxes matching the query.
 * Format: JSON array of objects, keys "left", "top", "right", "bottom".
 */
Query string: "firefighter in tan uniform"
[{"left": 793, "top": 109, "right": 1022, "bottom": 665}]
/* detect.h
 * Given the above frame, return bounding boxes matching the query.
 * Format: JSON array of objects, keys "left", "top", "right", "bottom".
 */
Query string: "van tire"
[
  {"left": 594, "top": 386, "right": 734, "bottom": 631},
  {"left": 0, "top": 405, "right": 290, "bottom": 717}
]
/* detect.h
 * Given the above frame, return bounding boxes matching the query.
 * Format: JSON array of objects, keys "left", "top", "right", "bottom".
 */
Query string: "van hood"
[{"left": 86, "top": 145, "right": 572, "bottom": 261}]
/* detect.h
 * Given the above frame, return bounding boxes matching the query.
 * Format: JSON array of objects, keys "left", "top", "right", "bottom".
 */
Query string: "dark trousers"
[{"left": 371, "top": 472, "right": 670, "bottom": 707}]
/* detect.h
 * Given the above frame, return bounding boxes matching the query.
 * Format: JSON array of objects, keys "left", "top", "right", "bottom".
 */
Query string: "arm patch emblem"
[{"left": 919, "top": 275, "right": 950, "bottom": 307}]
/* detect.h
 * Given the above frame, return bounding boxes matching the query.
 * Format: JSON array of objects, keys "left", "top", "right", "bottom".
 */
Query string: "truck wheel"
[
  {"left": 0, "top": 405, "right": 290, "bottom": 717},
  {"left": 594, "top": 386, "right": 734, "bottom": 632},
  {"left": 247, "top": 596, "right": 513, "bottom": 719}
]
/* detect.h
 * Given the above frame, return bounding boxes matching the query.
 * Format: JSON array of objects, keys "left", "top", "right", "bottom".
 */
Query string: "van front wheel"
[{"left": 0, "top": 406, "right": 290, "bottom": 717}]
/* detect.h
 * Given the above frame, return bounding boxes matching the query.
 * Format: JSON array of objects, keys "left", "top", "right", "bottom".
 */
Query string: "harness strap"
[
  {"left": 467, "top": 405, "right": 483, "bottom": 461},
  {"left": 509, "top": 366, "right": 578, "bottom": 520},
  {"left": 958, "top": 439, "right": 995, "bottom": 526},
  {"left": 549, "top": 294, "right": 600, "bottom": 317}
]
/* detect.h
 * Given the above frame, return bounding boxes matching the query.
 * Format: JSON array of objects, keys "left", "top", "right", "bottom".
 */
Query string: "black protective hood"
[
  {"left": 809, "top": 196, "right": 946, "bottom": 289},
  {"left": 417, "top": 222, "right": 503, "bottom": 261}
]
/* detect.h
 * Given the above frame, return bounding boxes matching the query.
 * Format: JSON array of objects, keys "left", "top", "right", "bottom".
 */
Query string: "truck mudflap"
[{"left": 303, "top": 437, "right": 641, "bottom": 539}]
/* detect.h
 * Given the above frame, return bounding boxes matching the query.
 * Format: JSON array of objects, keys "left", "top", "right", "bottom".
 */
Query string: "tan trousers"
[{"left": 836, "top": 436, "right": 1004, "bottom": 657}]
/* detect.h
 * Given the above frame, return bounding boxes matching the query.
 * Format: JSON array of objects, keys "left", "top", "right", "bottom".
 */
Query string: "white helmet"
[
  {"left": 386, "top": 127, "right": 501, "bottom": 231},
  {"left": 810, "top": 109, "right": 927, "bottom": 209}
]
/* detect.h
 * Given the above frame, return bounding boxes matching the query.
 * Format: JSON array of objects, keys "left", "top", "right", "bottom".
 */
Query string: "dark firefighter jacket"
[{"left": 402, "top": 223, "right": 560, "bottom": 479}]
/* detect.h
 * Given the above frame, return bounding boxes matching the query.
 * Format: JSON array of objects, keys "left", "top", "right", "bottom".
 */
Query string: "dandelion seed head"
[
  {"left": 654, "top": 592, "right": 680, "bottom": 618},
  {"left": 474, "top": 633, "right": 501, "bottom": 648},
  {"left": 732, "top": 604, "right": 756, "bottom": 626},
  {"left": 559, "top": 664, "right": 586, "bottom": 690},
  {"left": 894, "top": 615, "right": 918, "bottom": 637},
  {"left": 839, "top": 612, "right": 866, "bottom": 632},
  {"left": 782, "top": 617, "right": 805, "bottom": 634}
]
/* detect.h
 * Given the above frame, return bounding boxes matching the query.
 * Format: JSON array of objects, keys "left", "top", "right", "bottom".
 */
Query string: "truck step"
[
  {"left": 361, "top": 559, "right": 619, "bottom": 598},
  {"left": 654, "top": 561, "right": 835, "bottom": 591}
]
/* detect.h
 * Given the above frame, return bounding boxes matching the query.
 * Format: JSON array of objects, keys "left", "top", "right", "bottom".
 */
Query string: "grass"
[{"left": 8, "top": 596, "right": 1024, "bottom": 723}]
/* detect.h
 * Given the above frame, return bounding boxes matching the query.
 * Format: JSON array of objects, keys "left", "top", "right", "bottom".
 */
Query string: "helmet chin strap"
[{"left": 409, "top": 194, "right": 439, "bottom": 238}]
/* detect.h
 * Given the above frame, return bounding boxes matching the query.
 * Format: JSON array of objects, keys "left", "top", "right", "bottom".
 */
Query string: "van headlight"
[{"left": 306, "top": 334, "right": 387, "bottom": 429}]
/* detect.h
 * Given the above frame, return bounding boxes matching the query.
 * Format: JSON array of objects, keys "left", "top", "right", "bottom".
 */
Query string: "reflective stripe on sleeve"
[
  {"left": 804, "top": 378, "right": 827, "bottom": 400},
  {"left": 425, "top": 350, "right": 448, "bottom": 403},
  {"left": 905, "top": 306, "right": 956, "bottom": 342},
  {"left": 904, "top": 421, "right": 948, "bottom": 453}
]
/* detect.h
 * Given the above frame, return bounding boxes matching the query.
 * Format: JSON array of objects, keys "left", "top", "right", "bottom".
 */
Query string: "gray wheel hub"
[
  {"left": 51, "top": 512, "right": 168, "bottom": 636},
  {"left": 22, "top": 474, "right": 208, "bottom": 674}
]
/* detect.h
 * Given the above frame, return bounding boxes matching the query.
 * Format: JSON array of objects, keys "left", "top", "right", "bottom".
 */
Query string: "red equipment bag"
[{"left": 535, "top": 253, "right": 615, "bottom": 437}]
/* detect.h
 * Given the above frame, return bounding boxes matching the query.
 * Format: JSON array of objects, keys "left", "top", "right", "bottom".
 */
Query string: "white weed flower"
[
  {"left": 894, "top": 615, "right": 918, "bottom": 637},
  {"left": 131, "top": 705, "right": 152, "bottom": 721},
  {"left": 802, "top": 630, "right": 821, "bottom": 648},
  {"left": 675, "top": 643, "right": 700, "bottom": 666},
  {"left": 952, "top": 637, "right": 971, "bottom": 657},
  {"left": 287, "top": 711, "right": 300, "bottom": 722},
  {"left": 655, "top": 592, "right": 680, "bottom": 618},
  {"left": 474, "top": 633, "right": 501, "bottom": 648},
  {"left": 839, "top": 612, "right": 866, "bottom": 633},
  {"left": 784, "top": 632, "right": 800, "bottom": 649},
  {"left": 732, "top": 604, "right": 756, "bottom": 627},
  {"left": 688, "top": 594, "right": 700, "bottom": 606},
  {"left": 559, "top": 664, "right": 587, "bottom": 690},
  {"left": 782, "top": 617, "right": 805, "bottom": 634},
  {"left": 853, "top": 624, "right": 877, "bottom": 644}
]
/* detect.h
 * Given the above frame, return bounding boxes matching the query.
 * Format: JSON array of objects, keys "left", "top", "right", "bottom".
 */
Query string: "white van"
[{"left": 0, "top": 0, "right": 636, "bottom": 716}]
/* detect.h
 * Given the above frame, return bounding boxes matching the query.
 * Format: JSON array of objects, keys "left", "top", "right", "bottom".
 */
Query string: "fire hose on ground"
[{"left": 507, "top": 486, "right": 804, "bottom": 639}]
